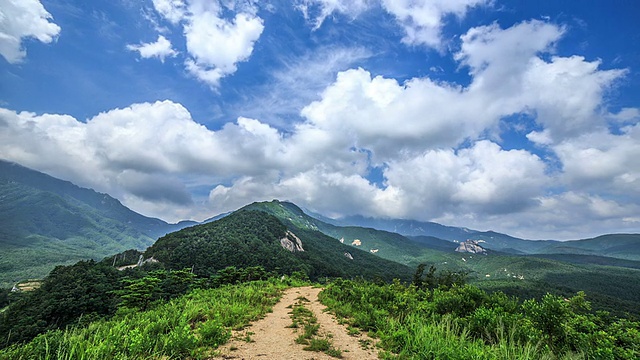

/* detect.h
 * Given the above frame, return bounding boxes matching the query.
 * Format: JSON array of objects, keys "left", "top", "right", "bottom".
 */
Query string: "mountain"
[
  {"left": 144, "top": 209, "right": 413, "bottom": 281},
  {"left": 0, "top": 160, "right": 194, "bottom": 287},
  {"left": 535, "top": 234, "right": 640, "bottom": 260},
  {"left": 327, "top": 215, "right": 476, "bottom": 241},
  {"left": 326, "top": 215, "right": 552, "bottom": 253},
  {"left": 240, "top": 200, "right": 443, "bottom": 266},
  {"left": 234, "top": 200, "right": 640, "bottom": 316},
  {"left": 330, "top": 214, "right": 640, "bottom": 261}
]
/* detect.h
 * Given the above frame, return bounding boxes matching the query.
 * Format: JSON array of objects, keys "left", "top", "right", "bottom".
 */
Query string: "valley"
[{"left": 1, "top": 163, "right": 639, "bottom": 358}]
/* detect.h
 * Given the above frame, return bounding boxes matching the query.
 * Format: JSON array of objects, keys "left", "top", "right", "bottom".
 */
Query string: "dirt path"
[{"left": 214, "top": 286, "right": 378, "bottom": 360}]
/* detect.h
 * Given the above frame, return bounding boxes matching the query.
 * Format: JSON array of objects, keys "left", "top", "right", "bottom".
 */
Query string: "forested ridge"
[{"left": 0, "top": 205, "right": 639, "bottom": 358}]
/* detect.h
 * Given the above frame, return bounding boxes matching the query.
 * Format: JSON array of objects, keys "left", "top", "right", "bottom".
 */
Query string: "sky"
[{"left": 1, "top": 0, "right": 639, "bottom": 240}]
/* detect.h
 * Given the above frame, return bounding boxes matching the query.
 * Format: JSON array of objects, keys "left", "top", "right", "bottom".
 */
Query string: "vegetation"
[
  {"left": 0, "top": 260, "right": 639, "bottom": 359},
  {"left": 1, "top": 196, "right": 640, "bottom": 358},
  {"left": 0, "top": 161, "right": 193, "bottom": 288},
  {"left": 319, "top": 277, "right": 640, "bottom": 359},
  {"left": 0, "top": 209, "right": 411, "bottom": 349},
  {"left": 145, "top": 209, "right": 413, "bottom": 282},
  {"left": 0, "top": 279, "right": 288, "bottom": 359},
  {"left": 288, "top": 296, "right": 342, "bottom": 358}
]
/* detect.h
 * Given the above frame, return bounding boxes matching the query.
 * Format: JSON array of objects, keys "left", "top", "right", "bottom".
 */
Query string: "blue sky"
[{"left": 1, "top": 0, "right": 639, "bottom": 240}]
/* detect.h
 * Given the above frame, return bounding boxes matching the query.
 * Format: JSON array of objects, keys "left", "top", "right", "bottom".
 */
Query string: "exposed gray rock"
[
  {"left": 280, "top": 231, "right": 304, "bottom": 252},
  {"left": 344, "top": 252, "right": 354, "bottom": 260},
  {"left": 455, "top": 240, "right": 486, "bottom": 254}
]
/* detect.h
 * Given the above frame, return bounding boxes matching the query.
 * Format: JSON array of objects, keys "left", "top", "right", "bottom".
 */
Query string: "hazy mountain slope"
[
  {"left": 326, "top": 214, "right": 554, "bottom": 254},
  {"left": 464, "top": 231, "right": 552, "bottom": 254},
  {"left": 526, "top": 253, "right": 640, "bottom": 269},
  {"left": 535, "top": 234, "right": 640, "bottom": 260},
  {"left": 407, "top": 235, "right": 460, "bottom": 252},
  {"left": 144, "top": 210, "right": 413, "bottom": 281},
  {"left": 240, "top": 200, "right": 450, "bottom": 266},
  {"left": 329, "top": 215, "right": 477, "bottom": 241},
  {"left": 241, "top": 201, "right": 640, "bottom": 315},
  {"left": 329, "top": 213, "right": 640, "bottom": 261},
  {"left": 0, "top": 160, "right": 195, "bottom": 238},
  {"left": 0, "top": 160, "right": 194, "bottom": 287}
]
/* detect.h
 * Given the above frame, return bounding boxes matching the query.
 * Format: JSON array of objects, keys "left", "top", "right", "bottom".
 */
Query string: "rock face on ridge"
[
  {"left": 455, "top": 240, "right": 486, "bottom": 254},
  {"left": 280, "top": 231, "right": 304, "bottom": 252}
]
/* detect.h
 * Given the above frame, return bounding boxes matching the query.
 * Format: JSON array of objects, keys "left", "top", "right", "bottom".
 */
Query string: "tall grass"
[
  {"left": 0, "top": 279, "right": 287, "bottom": 360},
  {"left": 320, "top": 279, "right": 586, "bottom": 360}
]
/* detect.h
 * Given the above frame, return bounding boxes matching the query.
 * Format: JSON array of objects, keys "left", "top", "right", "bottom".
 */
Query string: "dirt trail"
[{"left": 214, "top": 286, "right": 378, "bottom": 360}]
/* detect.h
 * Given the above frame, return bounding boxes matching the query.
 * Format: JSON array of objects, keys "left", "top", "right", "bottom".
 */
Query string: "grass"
[
  {"left": 0, "top": 279, "right": 287, "bottom": 359},
  {"left": 288, "top": 296, "right": 342, "bottom": 358},
  {"left": 318, "top": 279, "right": 591, "bottom": 360}
]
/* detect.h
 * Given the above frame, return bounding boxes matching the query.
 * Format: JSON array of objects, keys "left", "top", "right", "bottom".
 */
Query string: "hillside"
[
  {"left": 330, "top": 212, "right": 640, "bottom": 261},
  {"left": 0, "top": 160, "right": 193, "bottom": 287},
  {"left": 236, "top": 200, "right": 640, "bottom": 316},
  {"left": 145, "top": 209, "right": 413, "bottom": 281},
  {"left": 241, "top": 200, "right": 448, "bottom": 266},
  {"left": 328, "top": 215, "right": 477, "bottom": 241}
]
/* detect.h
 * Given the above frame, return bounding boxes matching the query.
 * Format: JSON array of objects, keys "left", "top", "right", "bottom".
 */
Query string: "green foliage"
[
  {"left": 288, "top": 296, "right": 342, "bottom": 358},
  {"left": 412, "top": 263, "right": 467, "bottom": 290},
  {"left": 115, "top": 269, "right": 197, "bottom": 310},
  {"left": 0, "top": 287, "right": 10, "bottom": 309},
  {"left": 146, "top": 210, "right": 413, "bottom": 282},
  {"left": 0, "top": 280, "right": 285, "bottom": 359},
  {"left": 319, "top": 277, "right": 640, "bottom": 359},
  {"left": 0, "top": 260, "right": 125, "bottom": 348},
  {"left": 0, "top": 161, "right": 194, "bottom": 288},
  {"left": 146, "top": 210, "right": 301, "bottom": 277}
]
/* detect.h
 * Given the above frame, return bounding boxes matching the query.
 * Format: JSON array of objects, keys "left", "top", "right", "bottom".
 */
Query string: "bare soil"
[{"left": 214, "top": 286, "right": 379, "bottom": 360}]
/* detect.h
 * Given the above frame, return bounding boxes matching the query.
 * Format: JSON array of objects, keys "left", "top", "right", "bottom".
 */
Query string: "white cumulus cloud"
[
  {"left": 1, "top": 17, "right": 638, "bottom": 239},
  {"left": 150, "top": 0, "right": 264, "bottom": 87},
  {"left": 381, "top": 0, "right": 490, "bottom": 50},
  {"left": 127, "top": 35, "right": 178, "bottom": 62},
  {"left": 0, "top": 0, "right": 60, "bottom": 63}
]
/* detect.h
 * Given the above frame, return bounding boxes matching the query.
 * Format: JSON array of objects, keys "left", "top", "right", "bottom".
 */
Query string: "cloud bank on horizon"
[{"left": 1, "top": 0, "right": 639, "bottom": 240}]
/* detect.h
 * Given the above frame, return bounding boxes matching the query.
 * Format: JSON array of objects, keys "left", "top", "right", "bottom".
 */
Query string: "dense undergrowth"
[
  {"left": 0, "top": 278, "right": 302, "bottom": 359},
  {"left": 3, "top": 270, "right": 640, "bottom": 359},
  {"left": 319, "top": 278, "right": 640, "bottom": 359}
]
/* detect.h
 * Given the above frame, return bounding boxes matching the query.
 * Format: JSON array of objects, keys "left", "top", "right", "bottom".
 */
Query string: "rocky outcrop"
[
  {"left": 351, "top": 239, "right": 361, "bottom": 246},
  {"left": 280, "top": 231, "right": 304, "bottom": 252},
  {"left": 344, "top": 252, "right": 354, "bottom": 260},
  {"left": 455, "top": 240, "right": 486, "bottom": 254}
]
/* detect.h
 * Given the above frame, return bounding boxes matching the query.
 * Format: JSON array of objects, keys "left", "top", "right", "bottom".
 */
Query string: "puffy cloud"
[
  {"left": 184, "top": 9, "right": 263, "bottom": 86},
  {"left": 229, "top": 46, "right": 372, "bottom": 126},
  {"left": 0, "top": 101, "right": 287, "bottom": 220},
  {"left": 609, "top": 108, "right": 640, "bottom": 123},
  {"left": 522, "top": 56, "right": 626, "bottom": 140},
  {"left": 150, "top": 0, "right": 264, "bottom": 87},
  {"left": 0, "top": 0, "right": 60, "bottom": 63},
  {"left": 382, "top": 0, "right": 490, "bottom": 49},
  {"left": 1, "top": 17, "right": 637, "bottom": 238},
  {"left": 152, "top": 0, "right": 187, "bottom": 24},
  {"left": 552, "top": 124, "right": 640, "bottom": 196},
  {"left": 127, "top": 35, "right": 178, "bottom": 62},
  {"left": 296, "top": 0, "right": 372, "bottom": 29},
  {"left": 456, "top": 21, "right": 626, "bottom": 141},
  {"left": 456, "top": 20, "right": 564, "bottom": 78},
  {"left": 117, "top": 170, "right": 193, "bottom": 205},
  {"left": 384, "top": 141, "right": 548, "bottom": 217},
  {"left": 298, "top": 68, "right": 487, "bottom": 161}
]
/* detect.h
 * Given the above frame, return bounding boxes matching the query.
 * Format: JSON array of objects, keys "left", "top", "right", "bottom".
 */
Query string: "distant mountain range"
[
  {"left": 0, "top": 160, "right": 194, "bottom": 287},
  {"left": 230, "top": 200, "right": 640, "bottom": 315},
  {"left": 2, "top": 160, "right": 640, "bottom": 315},
  {"left": 326, "top": 214, "right": 640, "bottom": 261}
]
